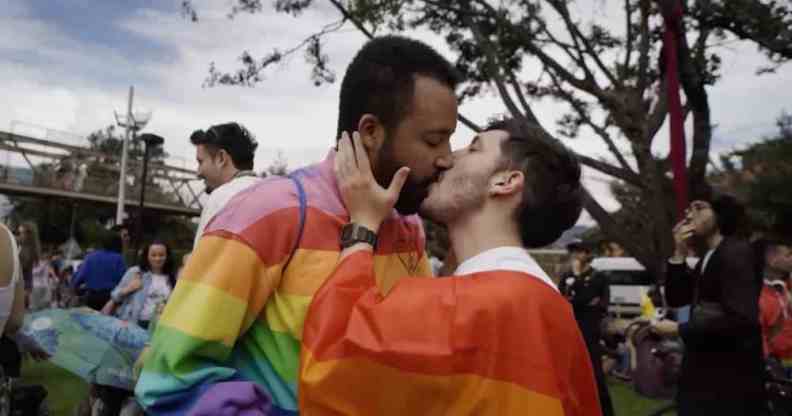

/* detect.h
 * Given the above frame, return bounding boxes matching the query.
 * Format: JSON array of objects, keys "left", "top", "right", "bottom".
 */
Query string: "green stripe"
[
  {"left": 145, "top": 323, "right": 233, "bottom": 375},
  {"left": 246, "top": 321, "right": 301, "bottom": 383}
]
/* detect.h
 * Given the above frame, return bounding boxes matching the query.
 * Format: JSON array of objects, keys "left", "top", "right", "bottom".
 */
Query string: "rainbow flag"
[
  {"left": 135, "top": 154, "right": 431, "bottom": 415},
  {"left": 300, "top": 251, "right": 602, "bottom": 415}
]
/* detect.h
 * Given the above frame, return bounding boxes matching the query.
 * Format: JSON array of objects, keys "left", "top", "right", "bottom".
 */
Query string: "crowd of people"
[{"left": 0, "top": 34, "right": 789, "bottom": 416}]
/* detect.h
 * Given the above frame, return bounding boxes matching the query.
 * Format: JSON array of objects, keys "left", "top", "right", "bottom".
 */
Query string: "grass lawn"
[
  {"left": 609, "top": 377, "right": 676, "bottom": 415},
  {"left": 21, "top": 359, "right": 88, "bottom": 415},
  {"left": 20, "top": 360, "right": 673, "bottom": 415}
]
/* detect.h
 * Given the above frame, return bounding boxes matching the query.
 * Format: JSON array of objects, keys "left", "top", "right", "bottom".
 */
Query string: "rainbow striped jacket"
[
  {"left": 135, "top": 152, "right": 431, "bottom": 415},
  {"left": 300, "top": 251, "right": 602, "bottom": 415}
]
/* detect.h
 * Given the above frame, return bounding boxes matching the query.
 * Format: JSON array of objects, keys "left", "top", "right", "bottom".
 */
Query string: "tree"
[
  {"left": 182, "top": 0, "right": 790, "bottom": 279},
  {"left": 716, "top": 112, "right": 792, "bottom": 230}
]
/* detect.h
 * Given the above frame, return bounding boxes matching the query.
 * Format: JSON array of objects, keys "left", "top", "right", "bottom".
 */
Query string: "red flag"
[{"left": 663, "top": 1, "right": 689, "bottom": 217}]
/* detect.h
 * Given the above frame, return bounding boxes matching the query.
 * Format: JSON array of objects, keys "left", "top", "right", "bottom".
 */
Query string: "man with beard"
[
  {"left": 299, "top": 120, "right": 601, "bottom": 415},
  {"left": 190, "top": 122, "right": 260, "bottom": 248},
  {"left": 135, "top": 35, "right": 459, "bottom": 415}
]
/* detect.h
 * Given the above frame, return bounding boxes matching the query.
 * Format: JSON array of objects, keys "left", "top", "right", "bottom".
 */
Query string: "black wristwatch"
[{"left": 340, "top": 223, "right": 378, "bottom": 249}]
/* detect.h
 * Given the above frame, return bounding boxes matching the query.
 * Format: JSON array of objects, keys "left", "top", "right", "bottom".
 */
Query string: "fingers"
[
  {"left": 351, "top": 132, "right": 371, "bottom": 175},
  {"left": 387, "top": 167, "right": 410, "bottom": 197},
  {"left": 335, "top": 131, "right": 352, "bottom": 180}
]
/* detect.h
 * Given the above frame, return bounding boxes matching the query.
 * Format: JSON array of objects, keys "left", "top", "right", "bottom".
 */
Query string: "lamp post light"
[
  {"left": 114, "top": 86, "right": 151, "bottom": 226},
  {"left": 136, "top": 133, "right": 164, "bottom": 251}
]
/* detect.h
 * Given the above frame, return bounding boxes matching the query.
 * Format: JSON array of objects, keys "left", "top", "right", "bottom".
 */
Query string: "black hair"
[
  {"left": 190, "top": 122, "right": 258, "bottom": 170},
  {"left": 101, "top": 231, "right": 124, "bottom": 253},
  {"left": 336, "top": 35, "right": 460, "bottom": 141},
  {"left": 708, "top": 194, "right": 745, "bottom": 237},
  {"left": 488, "top": 118, "right": 584, "bottom": 248},
  {"left": 138, "top": 240, "right": 176, "bottom": 287}
]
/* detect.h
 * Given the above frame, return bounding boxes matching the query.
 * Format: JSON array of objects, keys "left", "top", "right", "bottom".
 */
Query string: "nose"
[{"left": 435, "top": 154, "right": 454, "bottom": 170}]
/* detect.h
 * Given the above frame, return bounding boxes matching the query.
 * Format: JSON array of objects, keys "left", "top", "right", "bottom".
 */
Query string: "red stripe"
[{"left": 204, "top": 207, "right": 426, "bottom": 267}]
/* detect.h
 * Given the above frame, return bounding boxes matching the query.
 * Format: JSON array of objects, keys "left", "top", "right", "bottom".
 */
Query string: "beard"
[
  {"left": 420, "top": 170, "right": 489, "bottom": 225},
  {"left": 374, "top": 145, "right": 434, "bottom": 216}
]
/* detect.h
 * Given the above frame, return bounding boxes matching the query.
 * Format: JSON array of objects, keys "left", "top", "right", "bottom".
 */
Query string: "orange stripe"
[
  {"left": 181, "top": 236, "right": 280, "bottom": 324},
  {"left": 302, "top": 251, "right": 594, "bottom": 401},
  {"left": 299, "top": 349, "right": 564, "bottom": 416}
]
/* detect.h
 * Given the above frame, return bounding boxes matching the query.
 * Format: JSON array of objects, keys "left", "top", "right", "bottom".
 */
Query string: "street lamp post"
[
  {"left": 114, "top": 86, "right": 151, "bottom": 226},
  {"left": 136, "top": 133, "right": 164, "bottom": 251}
]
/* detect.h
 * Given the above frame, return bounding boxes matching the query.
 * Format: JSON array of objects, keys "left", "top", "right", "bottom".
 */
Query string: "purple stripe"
[
  {"left": 207, "top": 153, "right": 348, "bottom": 234},
  {"left": 189, "top": 381, "right": 272, "bottom": 416}
]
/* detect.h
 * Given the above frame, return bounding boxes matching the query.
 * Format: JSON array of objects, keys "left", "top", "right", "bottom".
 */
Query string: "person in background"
[
  {"left": 71, "top": 231, "right": 126, "bottom": 311},
  {"left": 16, "top": 221, "right": 41, "bottom": 306},
  {"left": 190, "top": 122, "right": 260, "bottom": 248},
  {"left": 654, "top": 195, "right": 763, "bottom": 415},
  {"left": 558, "top": 239, "right": 614, "bottom": 416},
  {"left": 761, "top": 232, "right": 792, "bottom": 371},
  {"left": 102, "top": 240, "right": 176, "bottom": 330}
]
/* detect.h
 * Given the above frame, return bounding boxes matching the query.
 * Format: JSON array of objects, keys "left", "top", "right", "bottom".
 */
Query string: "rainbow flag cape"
[{"left": 300, "top": 251, "right": 602, "bottom": 415}]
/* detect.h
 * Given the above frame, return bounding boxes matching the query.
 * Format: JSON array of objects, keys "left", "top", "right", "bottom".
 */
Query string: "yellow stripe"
[
  {"left": 278, "top": 250, "right": 430, "bottom": 297},
  {"left": 264, "top": 291, "right": 313, "bottom": 337},
  {"left": 179, "top": 236, "right": 282, "bottom": 331},
  {"left": 300, "top": 349, "right": 564, "bottom": 415},
  {"left": 160, "top": 280, "right": 247, "bottom": 347}
]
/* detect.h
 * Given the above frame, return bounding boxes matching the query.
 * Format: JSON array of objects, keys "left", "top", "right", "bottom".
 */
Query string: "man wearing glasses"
[
  {"left": 653, "top": 195, "right": 763, "bottom": 415},
  {"left": 189, "top": 122, "right": 260, "bottom": 248}
]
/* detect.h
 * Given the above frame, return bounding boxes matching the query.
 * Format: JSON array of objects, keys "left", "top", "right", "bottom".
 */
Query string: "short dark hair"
[
  {"left": 708, "top": 194, "right": 745, "bottom": 237},
  {"left": 337, "top": 35, "right": 460, "bottom": 141},
  {"left": 101, "top": 231, "right": 123, "bottom": 253},
  {"left": 488, "top": 118, "right": 584, "bottom": 248},
  {"left": 190, "top": 122, "right": 258, "bottom": 170}
]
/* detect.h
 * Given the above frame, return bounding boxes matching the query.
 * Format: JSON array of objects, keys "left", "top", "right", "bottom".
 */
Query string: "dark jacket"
[
  {"left": 665, "top": 236, "right": 764, "bottom": 399},
  {"left": 559, "top": 268, "right": 610, "bottom": 345}
]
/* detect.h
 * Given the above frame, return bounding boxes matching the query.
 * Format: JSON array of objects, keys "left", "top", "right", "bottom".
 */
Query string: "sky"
[{"left": 1, "top": 0, "right": 789, "bottom": 224}]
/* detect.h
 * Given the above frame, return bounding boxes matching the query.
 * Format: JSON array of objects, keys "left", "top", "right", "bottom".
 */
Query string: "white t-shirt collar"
[{"left": 453, "top": 246, "right": 558, "bottom": 292}]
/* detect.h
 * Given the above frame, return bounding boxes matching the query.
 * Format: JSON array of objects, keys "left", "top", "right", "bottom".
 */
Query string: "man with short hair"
[
  {"left": 654, "top": 195, "right": 763, "bottom": 415},
  {"left": 136, "top": 35, "right": 459, "bottom": 415},
  {"left": 299, "top": 119, "right": 601, "bottom": 415},
  {"left": 190, "top": 122, "right": 260, "bottom": 248}
]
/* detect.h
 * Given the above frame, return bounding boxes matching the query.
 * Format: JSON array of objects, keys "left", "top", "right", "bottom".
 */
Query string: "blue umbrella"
[{"left": 22, "top": 308, "right": 149, "bottom": 391}]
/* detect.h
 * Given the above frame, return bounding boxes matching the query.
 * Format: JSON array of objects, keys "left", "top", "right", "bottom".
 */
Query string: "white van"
[{"left": 591, "top": 257, "right": 651, "bottom": 318}]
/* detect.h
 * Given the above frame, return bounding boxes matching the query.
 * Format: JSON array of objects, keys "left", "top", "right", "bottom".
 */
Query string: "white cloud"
[{"left": 1, "top": 0, "right": 790, "bottom": 228}]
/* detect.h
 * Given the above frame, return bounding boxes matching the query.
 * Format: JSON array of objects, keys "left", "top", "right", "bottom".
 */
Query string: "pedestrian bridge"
[{"left": 0, "top": 123, "right": 203, "bottom": 217}]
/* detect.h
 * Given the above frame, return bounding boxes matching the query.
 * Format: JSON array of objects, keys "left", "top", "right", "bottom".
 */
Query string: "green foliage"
[{"left": 725, "top": 112, "right": 792, "bottom": 230}]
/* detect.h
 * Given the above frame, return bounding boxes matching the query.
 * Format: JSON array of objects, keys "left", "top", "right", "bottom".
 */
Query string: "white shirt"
[
  {"left": 194, "top": 175, "right": 261, "bottom": 248},
  {"left": 453, "top": 246, "right": 558, "bottom": 292},
  {"left": 140, "top": 273, "right": 172, "bottom": 322}
]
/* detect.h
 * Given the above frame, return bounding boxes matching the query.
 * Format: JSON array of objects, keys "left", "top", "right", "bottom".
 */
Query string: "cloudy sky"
[{"left": 1, "top": 0, "right": 789, "bottom": 222}]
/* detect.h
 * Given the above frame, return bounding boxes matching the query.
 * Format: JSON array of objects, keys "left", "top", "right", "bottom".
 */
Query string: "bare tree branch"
[
  {"left": 637, "top": 0, "right": 653, "bottom": 93},
  {"left": 547, "top": 71, "right": 635, "bottom": 175},
  {"left": 326, "top": 0, "right": 374, "bottom": 38},
  {"left": 508, "top": 73, "right": 539, "bottom": 124},
  {"left": 624, "top": 0, "right": 635, "bottom": 71},
  {"left": 547, "top": 0, "right": 620, "bottom": 87},
  {"left": 458, "top": 114, "right": 482, "bottom": 132}
]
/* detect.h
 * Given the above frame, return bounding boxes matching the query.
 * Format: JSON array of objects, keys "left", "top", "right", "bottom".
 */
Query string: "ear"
[
  {"left": 489, "top": 170, "right": 524, "bottom": 197},
  {"left": 357, "top": 114, "right": 386, "bottom": 160},
  {"left": 216, "top": 149, "right": 231, "bottom": 168}
]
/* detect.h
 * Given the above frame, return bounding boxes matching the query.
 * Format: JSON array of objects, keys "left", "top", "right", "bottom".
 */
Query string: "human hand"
[
  {"left": 651, "top": 319, "right": 679, "bottom": 337},
  {"left": 101, "top": 300, "right": 115, "bottom": 316},
  {"left": 671, "top": 219, "right": 694, "bottom": 259},
  {"left": 335, "top": 131, "right": 410, "bottom": 233}
]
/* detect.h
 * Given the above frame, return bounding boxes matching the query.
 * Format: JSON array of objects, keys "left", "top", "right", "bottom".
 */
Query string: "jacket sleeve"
[
  {"left": 135, "top": 231, "right": 284, "bottom": 415},
  {"left": 679, "top": 241, "right": 759, "bottom": 341},
  {"left": 111, "top": 267, "right": 139, "bottom": 303},
  {"left": 664, "top": 261, "right": 695, "bottom": 307}
]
